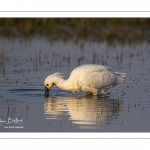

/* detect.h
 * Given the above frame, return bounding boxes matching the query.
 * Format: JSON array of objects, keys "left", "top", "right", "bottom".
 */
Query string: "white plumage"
[{"left": 44, "top": 64, "right": 126, "bottom": 96}]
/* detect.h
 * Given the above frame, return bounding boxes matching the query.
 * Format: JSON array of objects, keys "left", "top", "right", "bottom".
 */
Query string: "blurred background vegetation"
[{"left": 0, "top": 18, "right": 150, "bottom": 44}]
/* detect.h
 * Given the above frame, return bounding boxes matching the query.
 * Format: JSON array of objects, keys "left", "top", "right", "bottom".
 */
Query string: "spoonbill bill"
[{"left": 44, "top": 64, "right": 126, "bottom": 96}]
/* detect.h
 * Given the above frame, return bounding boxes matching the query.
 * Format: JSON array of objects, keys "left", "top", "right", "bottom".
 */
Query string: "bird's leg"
[
  {"left": 92, "top": 89, "right": 99, "bottom": 96},
  {"left": 99, "top": 89, "right": 106, "bottom": 95}
]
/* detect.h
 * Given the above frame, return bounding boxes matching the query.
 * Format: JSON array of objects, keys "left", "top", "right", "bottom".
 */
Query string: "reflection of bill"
[
  {"left": 0, "top": 117, "right": 23, "bottom": 125},
  {"left": 44, "top": 96, "right": 122, "bottom": 126}
]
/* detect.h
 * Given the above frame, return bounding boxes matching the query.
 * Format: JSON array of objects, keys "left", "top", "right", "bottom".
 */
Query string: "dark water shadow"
[{"left": 7, "top": 88, "right": 44, "bottom": 98}]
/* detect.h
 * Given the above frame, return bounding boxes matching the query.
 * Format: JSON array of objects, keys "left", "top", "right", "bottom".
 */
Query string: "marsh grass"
[{"left": 0, "top": 18, "right": 150, "bottom": 44}]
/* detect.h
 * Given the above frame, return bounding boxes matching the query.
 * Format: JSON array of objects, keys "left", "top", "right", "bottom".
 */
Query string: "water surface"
[{"left": 0, "top": 38, "right": 150, "bottom": 132}]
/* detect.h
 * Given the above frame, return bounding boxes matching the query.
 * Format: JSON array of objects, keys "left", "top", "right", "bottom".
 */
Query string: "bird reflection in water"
[{"left": 44, "top": 96, "right": 123, "bottom": 129}]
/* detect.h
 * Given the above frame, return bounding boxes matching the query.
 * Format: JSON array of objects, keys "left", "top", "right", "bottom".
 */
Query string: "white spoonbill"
[{"left": 44, "top": 64, "right": 126, "bottom": 96}]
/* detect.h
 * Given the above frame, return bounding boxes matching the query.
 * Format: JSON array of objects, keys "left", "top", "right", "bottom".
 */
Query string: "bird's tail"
[{"left": 114, "top": 72, "right": 126, "bottom": 83}]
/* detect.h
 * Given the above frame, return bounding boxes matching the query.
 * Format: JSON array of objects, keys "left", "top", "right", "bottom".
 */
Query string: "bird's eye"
[{"left": 46, "top": 84, "right": 49, "bottom": 86}]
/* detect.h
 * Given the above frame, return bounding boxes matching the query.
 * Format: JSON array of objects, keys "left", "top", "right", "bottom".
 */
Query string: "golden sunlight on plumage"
[{"left": 44, "top": 64, "right": 126, "bottom": 96}]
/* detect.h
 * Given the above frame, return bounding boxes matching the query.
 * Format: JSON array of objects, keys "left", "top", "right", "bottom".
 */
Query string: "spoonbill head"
[
  {"left": 44, "top": 64, "right": 126, "bottom": 96},
  {"left": 44, "top": 72, "right": 64, "bottom": 96}
]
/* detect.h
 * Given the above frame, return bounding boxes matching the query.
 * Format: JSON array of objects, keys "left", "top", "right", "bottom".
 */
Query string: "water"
[{"left": 0, "top": 37, "right": 150, "bottom": 132}]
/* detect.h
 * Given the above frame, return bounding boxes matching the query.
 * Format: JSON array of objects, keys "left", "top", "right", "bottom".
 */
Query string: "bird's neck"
[{"left": 53, "top": 77, "right": 73, "bottom": 92}]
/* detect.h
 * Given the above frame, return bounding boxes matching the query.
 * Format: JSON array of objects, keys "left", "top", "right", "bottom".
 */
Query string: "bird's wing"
[{"left": 78, "top": 65, "right": 116, "bottom": 89}]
